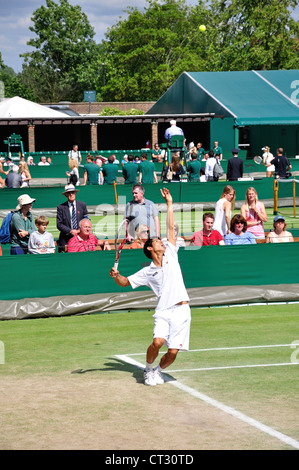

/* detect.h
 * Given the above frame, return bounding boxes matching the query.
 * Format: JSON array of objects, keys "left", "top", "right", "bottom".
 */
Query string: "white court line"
[
  {"left": 127, "top": 343, "right": 294, "bottom": 356},
  {"left": 168, "top": 362, "right": 297, "bottom": 373},
  {"left": 115, "top": 354, "right": 299, "bottom": 450}
]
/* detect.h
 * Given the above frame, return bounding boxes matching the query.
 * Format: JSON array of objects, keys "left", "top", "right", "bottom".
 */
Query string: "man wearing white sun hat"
[{"left": 10, "top": 194, "right": 36, "bottom": 255}]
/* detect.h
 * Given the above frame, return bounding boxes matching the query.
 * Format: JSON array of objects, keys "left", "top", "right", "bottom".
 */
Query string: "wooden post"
[
  {"left": 90, "top": 122, "right": 98, "bottom": 151},
  {"left": 293, "top": 178, "right": 296, "bottom": 219},
  {"left": 27, "top": 124, "right": 35, "bottom": 153},
  {"left": 273, "top": 179, "right": 278, "bottom": 215},
  {"left": 151, "top": 121, "right": 158, "bottom": 147}
]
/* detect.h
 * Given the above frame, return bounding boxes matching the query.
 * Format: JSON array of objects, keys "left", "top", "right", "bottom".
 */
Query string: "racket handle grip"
[{"left": 114, "top": 261, "right": 119, "bottom": 270}]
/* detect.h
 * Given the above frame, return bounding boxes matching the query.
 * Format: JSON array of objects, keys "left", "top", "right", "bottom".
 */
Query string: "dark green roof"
[{"left": 147, "top": 70, "right": 299, "bottom": 125}]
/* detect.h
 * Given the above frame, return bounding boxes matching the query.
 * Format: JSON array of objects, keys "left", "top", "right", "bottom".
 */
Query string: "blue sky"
[{"left": 0, "top": 0, "right": 298, "bottom": 73}]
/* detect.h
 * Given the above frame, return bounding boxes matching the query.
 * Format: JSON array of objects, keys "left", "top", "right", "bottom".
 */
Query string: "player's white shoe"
[
  {"left": 144, "top": 369, "right": 156, "bottom": 386},
  {"left": 153, "top": 367, "right": 164, "bottom": 385}
]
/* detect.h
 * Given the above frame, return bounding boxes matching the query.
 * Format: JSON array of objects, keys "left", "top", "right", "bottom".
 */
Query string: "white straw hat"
[
  {"left": 62, "top": 184, "right": 79, "bottom": 195},
  {"left": 16, "top": 194, "right": 36, "bottom": 210}
]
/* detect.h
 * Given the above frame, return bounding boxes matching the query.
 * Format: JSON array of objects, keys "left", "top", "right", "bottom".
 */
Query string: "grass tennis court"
[{"left": 1, "top": 303, "right": 298, "bottom": 450}]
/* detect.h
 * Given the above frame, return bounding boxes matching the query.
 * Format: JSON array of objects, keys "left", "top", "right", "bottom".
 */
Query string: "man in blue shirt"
[{"left": 164, "top": 120, "right": 184, "bottom": 144}]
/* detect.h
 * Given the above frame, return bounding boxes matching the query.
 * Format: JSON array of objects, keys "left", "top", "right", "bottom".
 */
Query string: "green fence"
[
  {"left": 0, "top": 179, "right": 276, "bottom": 211},
  {"left": 0, "top": 243, "right": 298, "bottom": 302}
]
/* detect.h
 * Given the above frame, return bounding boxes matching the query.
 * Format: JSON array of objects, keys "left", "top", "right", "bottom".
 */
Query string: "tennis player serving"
[{"left": 109, "top": 187, "right": 191, "bottom": 386}]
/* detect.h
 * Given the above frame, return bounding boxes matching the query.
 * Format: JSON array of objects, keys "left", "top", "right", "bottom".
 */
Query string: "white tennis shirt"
[{"left": 128, "top": 241, "right": 189, "bottom": 310}]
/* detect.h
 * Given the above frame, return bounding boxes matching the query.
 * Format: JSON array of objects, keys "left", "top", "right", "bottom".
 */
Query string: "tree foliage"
[
  {"left": 208, "top": 0, "right": 299, "bottom": 71},
  {"left": 20, "top": 0, "right": 102, "bottom": 102},
  {"left": 0, "top": 0, "right": 298, "bottom": 102},
  {"left": 101, "top": 0, "right": 299, "bottom": 100},
  {"left": 101, "top": 0, "right": 211, "bottom": 101}
]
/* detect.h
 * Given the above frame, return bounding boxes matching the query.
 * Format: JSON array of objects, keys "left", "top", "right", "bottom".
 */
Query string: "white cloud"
[{"left": 0, "top": 1, "right": 298, "bottom": 73}]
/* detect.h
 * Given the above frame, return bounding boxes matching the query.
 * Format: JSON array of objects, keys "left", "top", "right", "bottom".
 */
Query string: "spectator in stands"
[
  {"left": 10, "top": 194, "right": 36, "bottom": 255},
  {"left": 164, "top": 119, "right": 184, "bottom": 145},
  {"left": 190, "top": 212, "right": 224, "bottom": 246},
  {"left": 94, "top": 155, "right": 106, "bottom": 167},
  {"left": 5, "top": 165, "right": 22, "bottom": 188},
  {"left": 162, "top": 221, "right": 186, "bottom": 248},
  {"left": 68, "top": 144, "right": 82, "bottom": 165},
  {"left": 213, "top": 185, "right": 236, "bottom": 236},
  {"left": 167, "top": 154, "right": 185, "bottom": 182},
  {"left": 26, "top": 156, "right": 35, "bottom": 166},
  {"left": 28, "top": 215, "right": 55, "bottom": 254},
  {"left": 125, "top": 183, "right": 160, "bottom": 241},
  {"left": 3, "top": 157, "right": 14, "bottom": 170},
  {"left": 0, "top": 157, "right": 8, "bottom": 188},
  {"left": 123, "top": 154, "right": 139, "bottom": 184},
  {"left": 111, "top": 154, "right": 120, "bottom": 164},
  {"left": 129, "top": 224, "right": 149, "bottom": 249},
  {"left": 121, "top": 154, "right": 129, "bottom": 166},
  {"left": 38, "top": 156, "right": 50, "bottom": 166},
  {"left": 205, "top": 150, "right": 217, "bottom": 181},
  {"left": 18, "top": 161, "right": 31, "bottom": 188},
  {"left": 94, "top": 156, "right": 104, "bottom": 184},
  {"left": 187, "top": 142, "right": 196, "bottom": 161},
  {"left": 240, "top": 187, "right": 267, "bottom": 240},
  {"left": 196, "top": 142, "right": 205, "bottom": 160},
  {"left": 227, "top": 148, "right": 243, "bottom": 181},
  {"left": 224, "top": 214, "right": 256, "bottom": 245},
  {"left": 151, "top": 143, "right": 163, "bottom": 162},
  {"left": 139, "top": 153, "right": 158, "bottom": 184},
  {"left": 187, "top": 152, "right": 201, "bottom": 182},
  {"left": 56, "top": 184, "right": 89, "bottom": 252},
  {"left": 200, "top": 167, "right": 206, "bottom": 182},
  {"left": 212, "top": 141, "right": 223, "bottom": 161},
  {"left": 66, "top": 159, "right": 80, "bottom": 186},
  {"left": 47, "top": 156, "right": 53, "bottom": 165},
  {"left": 266, "top": 215, "right": 294, "bottom": 243},
  {"left": 272, "top": 147, "right": 292, "bottom": 179},
  {"left": 83, "top": 154, "right": 101, "bottom": 185},
  {"left": 67, "top": 218, "right": 110, "bottom": 252},
  {"left": 101, "top": 155, "right": 118, "bottom": 184}
]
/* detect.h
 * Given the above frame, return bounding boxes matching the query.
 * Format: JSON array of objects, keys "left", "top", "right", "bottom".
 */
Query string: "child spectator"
[{"left": 28, "top": 215, "right": 55, "bottom": 254}]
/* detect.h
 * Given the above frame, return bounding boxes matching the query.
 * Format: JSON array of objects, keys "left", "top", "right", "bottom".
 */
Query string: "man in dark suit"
[
  {"left": 227, "top": 148, "right": 243, "bottom": 181},
  {"left": 56, "top": 184, "right": 89, "bottom": 252}
]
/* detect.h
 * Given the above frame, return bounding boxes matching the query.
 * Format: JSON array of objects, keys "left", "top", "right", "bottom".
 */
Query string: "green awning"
[{"left": 147, "top": 70, "right": 299, "bottom": 126}]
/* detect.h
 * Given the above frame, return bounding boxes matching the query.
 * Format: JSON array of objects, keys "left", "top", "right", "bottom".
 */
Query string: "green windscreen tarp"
[{"left": 0, "top": 243, "right": 299, "bottom": 320}]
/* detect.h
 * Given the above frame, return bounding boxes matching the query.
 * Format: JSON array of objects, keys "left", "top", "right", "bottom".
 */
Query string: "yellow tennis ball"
[{"left": 199, "top": 25, "right": 206, "bottom": 32}]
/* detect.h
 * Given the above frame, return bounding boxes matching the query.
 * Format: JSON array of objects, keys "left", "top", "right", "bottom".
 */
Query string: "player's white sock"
[{"left": 146, "top": 362, "right": 153, "bottom": 370}]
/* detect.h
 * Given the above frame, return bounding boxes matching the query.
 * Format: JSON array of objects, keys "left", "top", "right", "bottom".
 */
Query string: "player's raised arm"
[
  {"left": 160, "top": 187, "right": 175, "bottom": 246},
  {"left": 109, "top": 267, "right": 130, "bottom": 287}
]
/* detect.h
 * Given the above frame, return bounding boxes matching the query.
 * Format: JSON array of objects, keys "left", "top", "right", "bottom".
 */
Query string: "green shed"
[{"left": 147, "top": 70, "right": 299, "bottom": 159}]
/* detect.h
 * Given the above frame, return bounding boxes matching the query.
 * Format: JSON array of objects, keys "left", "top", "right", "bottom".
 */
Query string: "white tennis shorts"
[{"left": 153, "top": 303, "right": 191, "bottom": 351}]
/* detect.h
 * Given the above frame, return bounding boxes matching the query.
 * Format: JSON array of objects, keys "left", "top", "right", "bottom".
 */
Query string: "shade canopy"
[
  {"left": 0, "top": 96, "right": 67, "bottom": 118},
  {"left": 147, "top": 70, "right": 299, "bottom": 126}
]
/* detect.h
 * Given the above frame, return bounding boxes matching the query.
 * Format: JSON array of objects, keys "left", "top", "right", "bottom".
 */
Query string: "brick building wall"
[{"left": 44, "top": 101, "right": 156, "bottom": 115}]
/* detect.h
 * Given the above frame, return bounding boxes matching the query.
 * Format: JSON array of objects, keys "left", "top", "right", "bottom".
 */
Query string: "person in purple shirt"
[{"left": 224, "top": 214, "right": 256, "bottom": 245}]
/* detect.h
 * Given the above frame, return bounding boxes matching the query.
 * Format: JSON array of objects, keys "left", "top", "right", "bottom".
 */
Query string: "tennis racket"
[
  {"left": 114, "top": 219, "right": 128, "bottom": 270},
  {"left": 254, "top": 155, "right": 263, "bottom": 164}
]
